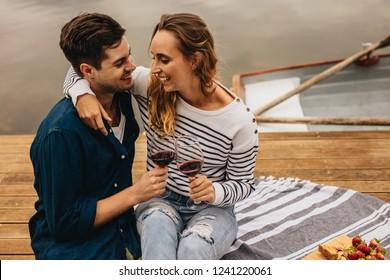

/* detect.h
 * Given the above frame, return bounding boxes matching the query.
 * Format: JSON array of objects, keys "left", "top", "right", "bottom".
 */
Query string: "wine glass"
[
  {"left": 149, "top": 130, "right": 176, "bottom": 198},
  {"left": 175, "top": 134, "right": 207, "bottom": 210}
]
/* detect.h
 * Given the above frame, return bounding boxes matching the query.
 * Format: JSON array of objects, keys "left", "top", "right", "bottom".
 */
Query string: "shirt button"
[
  {"left": 246, "top": 108, "right": 250, "bottom": 112},
  {"left": 120, "top": 228, "right": 124, "bottom": 233},
  {"left": 121, "top": 155, "right": 126, "bottom": 160},
  {"left": 114, "top": 183, "right": 118, "bottom": 188},
  {"left": 109, "top": 129, "right": 113, "bottom": 133}
]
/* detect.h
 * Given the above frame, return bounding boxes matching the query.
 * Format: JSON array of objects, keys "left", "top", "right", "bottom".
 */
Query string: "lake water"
[{"left": 1, "top": 0, "right": 389, "bottom": 134}]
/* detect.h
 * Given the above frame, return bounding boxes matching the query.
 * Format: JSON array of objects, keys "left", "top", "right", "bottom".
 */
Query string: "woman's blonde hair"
[{"left": 147, "top": 13, "right": 218, "bottom": 136}]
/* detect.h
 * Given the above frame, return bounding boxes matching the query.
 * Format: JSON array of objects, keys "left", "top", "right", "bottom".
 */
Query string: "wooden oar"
[{"left": 254, "top": 35, "right": 390, "bottom": 116}]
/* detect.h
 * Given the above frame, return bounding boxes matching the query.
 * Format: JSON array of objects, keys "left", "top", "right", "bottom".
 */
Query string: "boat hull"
[{"left": 233, "top": 54, "right": 390, "bottom": 131}]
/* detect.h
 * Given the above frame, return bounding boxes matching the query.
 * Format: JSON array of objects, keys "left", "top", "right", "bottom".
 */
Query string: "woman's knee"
[
  {"left": 178, "top": 207, "right": 237, "bottom": 259},
  {"left": 136, "top": 201, "right": 181, "bottom": 229},
  {"left": 178, "top": 227, "right": 215, "bottom": 259}
]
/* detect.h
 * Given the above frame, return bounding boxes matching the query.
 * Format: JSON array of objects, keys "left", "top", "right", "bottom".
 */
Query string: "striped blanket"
[{"left": 223, "top": 176, "right": 390, "bottom": 259}]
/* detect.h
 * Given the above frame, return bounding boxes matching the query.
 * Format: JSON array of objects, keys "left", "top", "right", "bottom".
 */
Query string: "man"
[{"left": 29, "top": 12, "right": 168, "bottom": 260}]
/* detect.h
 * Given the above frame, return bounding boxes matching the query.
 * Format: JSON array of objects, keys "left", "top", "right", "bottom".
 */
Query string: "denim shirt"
[{"left": 29, "top": 93, "right": 140, "bottom": 259}]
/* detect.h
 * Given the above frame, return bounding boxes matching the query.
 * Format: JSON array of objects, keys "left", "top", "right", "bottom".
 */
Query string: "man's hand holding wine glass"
[
  {"left": 131, "top": 167, "right": 169, "bottom": 203},
  {"left": 149, "top": 130, "right": 176, "bottom": 198}
]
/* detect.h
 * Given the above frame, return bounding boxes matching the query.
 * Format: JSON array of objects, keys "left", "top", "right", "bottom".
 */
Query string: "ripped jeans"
[{"left": 135, "top": 191, "right": 237, "bottom": 260}]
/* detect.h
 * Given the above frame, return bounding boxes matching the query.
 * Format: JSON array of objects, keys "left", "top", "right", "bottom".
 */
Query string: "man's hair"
[{"left": 59, "top": 12, "right": 126, "bottom": 76}]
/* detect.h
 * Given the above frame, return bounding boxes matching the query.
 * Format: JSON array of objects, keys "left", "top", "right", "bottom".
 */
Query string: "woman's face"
[{"left": 150, "top": 30, "right": 196, "bottom": 93}]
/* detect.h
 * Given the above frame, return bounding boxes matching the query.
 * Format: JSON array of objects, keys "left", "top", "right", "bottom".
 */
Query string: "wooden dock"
[{"left": 1, "top": 131, "right": 389, "bottom": 259}]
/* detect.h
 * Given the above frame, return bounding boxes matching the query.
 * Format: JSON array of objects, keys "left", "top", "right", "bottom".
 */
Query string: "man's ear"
[{"left": 79, "top": 63, "right": 95, "bottom": 77}]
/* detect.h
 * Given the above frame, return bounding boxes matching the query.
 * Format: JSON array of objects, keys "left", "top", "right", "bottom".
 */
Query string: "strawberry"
[
  {"left": 357, "top": 243, "right": 370, "bottom": 255},
  {"left": 376, "top": 252, "right": 385, "bottom": 260},
  {"left": 366, "top": 255, "right": 377, "bottom": 260},
  {"left": 343, "top": 236, "right": 387, "bottom": 260},
  {"left": 357, "top": 251, "right": 366, "bottom": 259},
  {"left": 376, "top": 246, "right": 387, "bottom": 255},
  {"left": 347, "top": 251, "right": 358, "bottom": 260},
  {"left": 352, "top": 235, "right": 362, "bottom": 247},
  {"left": 369, "top": 238, "right": 380, "bottom": 248}
]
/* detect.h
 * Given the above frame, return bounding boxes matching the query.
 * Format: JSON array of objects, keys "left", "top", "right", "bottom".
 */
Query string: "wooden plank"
[
  {"left": 0, "top": 254, "right": 35, "bottom": 260},
  {"left": 0, "top": 224, "right": 30, "bottom": 239},
  {"left": 258, "top": 131, "right": 390, "bottom": 140},
  {"left": 0, "top": 131, "right": 389, "bottom": 259},
  {"left": 1, "top": 131, "right": 387, "bottom": 144},
  {"left": 0, "top": 185, "right": 36, "bottom": 196},
  {"left": 0, "top": 146, "right": 31, "bottom": 154},
  {"left": 364, "top": 193, "right": 390, "bottom": 203},
  {"left": 0, "top": 197, "right": 36, "bottom": 209},
  {"left": 0, "top": 209, "right": 35, "bottom": 223},
  {"left": 256, "top": 116, "right": 390, "bottom": 126},
  {"left": 0, "top": 239, "right": 33, "bottom": 254},
  {"left": 260, "top": 139, "right": 390, "bottom": 149},
  {"left": 134, "top": 152, "right": 147, "bottom": 161},
  {"left": 314, "top": 180, "right": 390, "bottom": 192},
  {"left": 0, "top": 163, "right": 33, "bottom": 173},
  {"left": 0, "top": 174, "right": 34, "bottom": 184},
  {"left": 131, "top": 161, "right": 147, "bottom": 171},
  {"left": 132, "top": 173, "right": 143, "bottom": 183},
  {"left": 259, "top": 148, "right": 389, "bottom": 159},
  {"left": 255, "top": 169, "right": 390, "bottom": 181},
  {"left": 0, "top": 154, "right": 31, "bottom": 163},
  {"left": 256, "top": 158, "right": 390, "bottom": 169},
  {"left": 0, "top": 135, "right": 34, "bottom": 145}
]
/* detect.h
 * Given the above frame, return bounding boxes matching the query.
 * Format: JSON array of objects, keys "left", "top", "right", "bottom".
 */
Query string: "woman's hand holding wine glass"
[
  {"left": 175, "top": 134, "right": 209, "bottom": 210},
  {"left": 188, "top": 175, "right": 215, "bottom": 204}
]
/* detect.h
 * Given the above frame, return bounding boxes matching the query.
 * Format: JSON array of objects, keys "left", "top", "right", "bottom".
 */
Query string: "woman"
[{"left": 64, "top": 13, "right": 258, "bottom": 259}]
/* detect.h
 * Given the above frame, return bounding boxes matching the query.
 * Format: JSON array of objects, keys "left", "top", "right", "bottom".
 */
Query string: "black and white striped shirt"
[{"left": 64, "top": 66, "right": 259, "bottom": 206}]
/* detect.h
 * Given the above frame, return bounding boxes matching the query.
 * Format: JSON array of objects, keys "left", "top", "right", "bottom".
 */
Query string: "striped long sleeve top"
[{"left": 64, "top": 66, "right": 259, "bottom": 206}]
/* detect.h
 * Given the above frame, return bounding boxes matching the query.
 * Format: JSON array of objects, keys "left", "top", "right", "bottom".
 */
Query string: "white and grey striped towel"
[{"left": 223, "top": 176, "right": 390, "bottom": 259}]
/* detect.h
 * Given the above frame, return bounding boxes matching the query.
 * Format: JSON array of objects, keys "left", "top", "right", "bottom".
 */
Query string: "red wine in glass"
[
  {"left": 149, "top": 130, "right": 175, "bottom": 198},
  {"left": 151, "top": 150, "right": 175, "bottom": 167},
  {"left": 179, "top": 159, "right": 203, "bottom": 177},
  {"left": 175, "top": 135, "right": 207, "bottom": 210}
]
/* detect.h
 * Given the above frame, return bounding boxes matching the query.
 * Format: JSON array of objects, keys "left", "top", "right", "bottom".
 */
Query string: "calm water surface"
[{"left": 1, "top": 0, "right": 389, "bottom": 134}]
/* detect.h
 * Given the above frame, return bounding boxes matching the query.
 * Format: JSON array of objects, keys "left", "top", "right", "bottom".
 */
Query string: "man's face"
[{"left": 92, "top": 36, "right": 136, "bottom": 95}]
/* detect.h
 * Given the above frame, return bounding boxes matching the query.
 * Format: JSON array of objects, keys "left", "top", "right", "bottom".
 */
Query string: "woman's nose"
[
  {"left": 151, "top": 64, "right": 161, "bottom": 74},
  {"left": 150, "top": 61, "right": 161, "bottom": 74}
]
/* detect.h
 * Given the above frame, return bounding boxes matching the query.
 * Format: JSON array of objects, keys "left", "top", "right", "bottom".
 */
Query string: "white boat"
[{"left": 232, "top": 50, "right": 390, "bottom": 132}]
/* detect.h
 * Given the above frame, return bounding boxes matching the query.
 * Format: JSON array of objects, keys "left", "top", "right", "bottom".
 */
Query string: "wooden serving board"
[{"left": 302, "top": 234, "right": 351, "bottom": 260}]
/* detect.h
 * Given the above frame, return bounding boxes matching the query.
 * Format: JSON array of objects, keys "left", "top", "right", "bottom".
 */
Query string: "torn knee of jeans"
[
  {"left": 139, "top": 202, "right": 179, "bottom": 225},
  {"left": 182, "top": 221, "right": 214, "bottom": 244}
]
